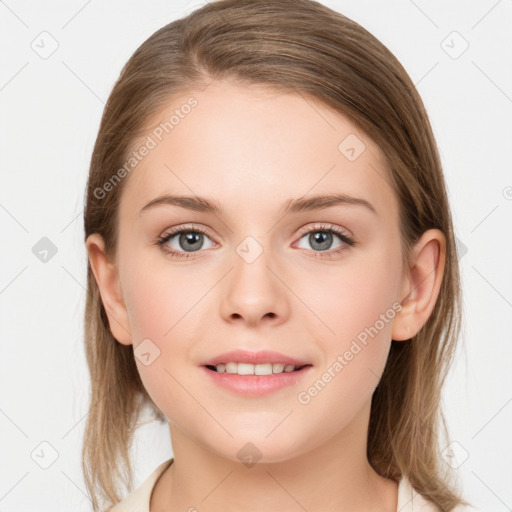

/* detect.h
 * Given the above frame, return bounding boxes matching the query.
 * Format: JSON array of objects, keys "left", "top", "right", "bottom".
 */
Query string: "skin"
[{"left": 86, "top": 80, "right": 446, "bottom": 511}]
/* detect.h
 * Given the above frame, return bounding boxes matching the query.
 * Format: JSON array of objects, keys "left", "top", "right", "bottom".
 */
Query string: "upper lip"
[{"left": 201, "top": 349, "right": 311, "bottom": 367}]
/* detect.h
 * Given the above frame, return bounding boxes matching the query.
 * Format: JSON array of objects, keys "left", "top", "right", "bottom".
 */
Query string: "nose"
[{"left": 219, "top": 244, "right": 290, "bottom": 328}]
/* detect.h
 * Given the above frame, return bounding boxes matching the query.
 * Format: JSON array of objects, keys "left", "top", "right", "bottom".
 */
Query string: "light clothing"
[{"left": 109, "top": 457, "right": 482, "bottom": 511}]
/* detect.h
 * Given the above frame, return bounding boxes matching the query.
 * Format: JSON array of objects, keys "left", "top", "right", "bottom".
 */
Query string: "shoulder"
[
  {"left": 451, "top": 505, "right": 484, "bottom": 512},
  {"left": 397, "top": 475, "right": 483, "bottom": 512},
  {"left": 108, "top": 458, "right": 174, "bottom": 512}
]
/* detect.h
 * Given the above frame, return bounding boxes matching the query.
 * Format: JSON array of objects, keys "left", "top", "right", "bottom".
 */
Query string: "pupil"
[
  {"left": 180, "top": 232, "right": 203, "bottom": 252},
  {"left": 310, "top": 231, "right": 332, "bottom": 251}
]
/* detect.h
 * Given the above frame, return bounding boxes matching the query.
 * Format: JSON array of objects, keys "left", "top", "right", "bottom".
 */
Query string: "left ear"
[{"left": 392, "top": 229, "right": 446, "bottom": 341}]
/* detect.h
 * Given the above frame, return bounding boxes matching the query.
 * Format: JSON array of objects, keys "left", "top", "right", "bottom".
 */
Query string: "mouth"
[
  {"left": 200, "top": 362, "right": 314, "bottom": 396},
  {"left": 204, "top": 363, "right": 312, "bottom": 375},
  {"left": 199, "top": 349, "right": 313, "bottom": 395}
]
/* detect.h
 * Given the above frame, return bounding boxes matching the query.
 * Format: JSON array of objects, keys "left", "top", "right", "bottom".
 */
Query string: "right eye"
[{"left": 156, "top": 226, "right": 216, "bottom": 258}]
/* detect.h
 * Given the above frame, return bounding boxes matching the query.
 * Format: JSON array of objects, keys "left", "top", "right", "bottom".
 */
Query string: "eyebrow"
[{"left": 139, "top": 193, "right": 377, "bottom": 217}]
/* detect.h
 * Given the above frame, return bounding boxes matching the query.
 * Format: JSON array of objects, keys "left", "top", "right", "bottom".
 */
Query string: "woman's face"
[{"left": 105, "top": 80, "right": 410, "bottom": 462}]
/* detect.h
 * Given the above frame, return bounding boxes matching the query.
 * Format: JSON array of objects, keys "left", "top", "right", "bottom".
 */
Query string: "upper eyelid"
[
  {"left": 160, "top": 223, "right": 353, "bottom": 245},
  {"left": 295, "top": 222, "right": 352, "bottom": 238},
  {"left": 162, "top": 224, "right": 214, "bottom": 240}
]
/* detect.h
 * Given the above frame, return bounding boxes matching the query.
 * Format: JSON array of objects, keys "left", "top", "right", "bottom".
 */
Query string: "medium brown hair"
[{"left": 82, "top": 0, "right": 468, "bottom": 510}]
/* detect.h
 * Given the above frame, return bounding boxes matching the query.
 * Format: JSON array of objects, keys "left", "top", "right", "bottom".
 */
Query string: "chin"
[{"left": 211, "top": 435, "right": 309, "bottom": 466}]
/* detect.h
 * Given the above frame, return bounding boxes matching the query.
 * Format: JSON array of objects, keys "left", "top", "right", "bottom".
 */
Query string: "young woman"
[{"left": 82, "top": 1, "right": 481, "bottom": 510}]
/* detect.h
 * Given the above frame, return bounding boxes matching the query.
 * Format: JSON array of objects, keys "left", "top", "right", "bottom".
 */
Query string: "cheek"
[
  {"left": 295, "top": 242, "right": 402, "bottom": 401},
  {"left": 294, "top": 264, "right": 401, "bottom": 430},
  {"left": 119, "top": 253, "right": 216, "bottom": 417},
  {"left": 299, "top": 244, "right": 401, "bottom": 344},
  {"left": 125, "top": 270, "right": 194, "bottom": 424},
  {"left": 121, "top": 252, "right": 210, "bottom": 341}
]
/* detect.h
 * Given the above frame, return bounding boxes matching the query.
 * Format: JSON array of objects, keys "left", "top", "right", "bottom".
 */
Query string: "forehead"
[{"left": 120, "top": 80, "right": 397, "bottom": 223}]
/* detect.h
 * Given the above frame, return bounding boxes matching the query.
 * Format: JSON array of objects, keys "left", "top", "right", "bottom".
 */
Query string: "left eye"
[{"left": 296, "top": 229, "right": 352, "bottom": 252}]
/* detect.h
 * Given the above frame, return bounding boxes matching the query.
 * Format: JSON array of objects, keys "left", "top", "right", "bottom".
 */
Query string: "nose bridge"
[{"left": 220, "top": 234, "right": 289, "bottom": 325}]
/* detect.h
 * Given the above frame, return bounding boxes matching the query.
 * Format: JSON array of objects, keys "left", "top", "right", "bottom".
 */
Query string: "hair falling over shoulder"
[{"left": 82, "top": 1, "right": 468, "bottom": 510}]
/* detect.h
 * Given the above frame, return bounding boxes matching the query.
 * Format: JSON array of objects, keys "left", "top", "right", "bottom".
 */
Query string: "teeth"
[{"left": 214, "top": 362, "right": 301, "bottom": 375}]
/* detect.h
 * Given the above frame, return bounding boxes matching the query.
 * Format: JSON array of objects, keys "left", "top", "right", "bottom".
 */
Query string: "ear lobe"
[
  {"left": 392, "top": 229, "right": 446, "bottom": 342},
  {"left": 85, "top": 233, "right": 133, "bottom": 345}
]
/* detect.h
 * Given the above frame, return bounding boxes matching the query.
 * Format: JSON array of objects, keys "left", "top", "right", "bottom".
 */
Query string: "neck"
[{"left": 151, "top": 401, "right": 398, "bottom": 512}]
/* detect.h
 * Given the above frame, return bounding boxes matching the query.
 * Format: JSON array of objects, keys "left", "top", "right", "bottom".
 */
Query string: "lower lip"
[{"left": 200, "top": 365, "right": 313, "bottom": 396}]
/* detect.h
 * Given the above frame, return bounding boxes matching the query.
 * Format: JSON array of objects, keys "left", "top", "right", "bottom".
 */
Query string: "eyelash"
[{"left": 155, "top": 223, "right": 356, "bottom": 260}]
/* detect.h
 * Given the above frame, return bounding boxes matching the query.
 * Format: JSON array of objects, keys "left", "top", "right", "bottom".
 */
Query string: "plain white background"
[{"left": 1, "top": 1, "right": 511, "bottom": 510}]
